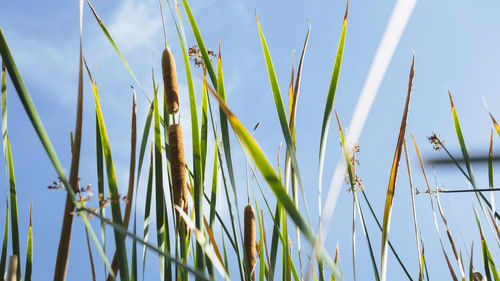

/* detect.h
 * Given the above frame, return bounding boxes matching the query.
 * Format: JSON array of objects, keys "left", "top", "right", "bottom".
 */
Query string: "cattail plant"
[
  {"left": 168, "top": 124, "right": 188, "bottom": 227},
  {"left": 162, "top": 47, "right": 179, "bottom": 114},
  {"left": 244, "top": 204, "right": 256, "bottom": 281}
]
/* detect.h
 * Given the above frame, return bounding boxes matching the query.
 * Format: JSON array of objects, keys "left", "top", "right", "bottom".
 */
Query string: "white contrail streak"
[{"left": 316, "top": 0, "right": 417, "bottom": 276}]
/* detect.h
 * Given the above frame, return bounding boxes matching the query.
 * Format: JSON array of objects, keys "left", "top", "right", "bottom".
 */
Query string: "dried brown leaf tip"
[
  {"left": 428, "top": 132, "right": 444, "bottom": 151},
  {"left": 244, "top": 204, "right": 256, "bottom": 281},
  {"left": 188, "top": 45, "right": 216, "bottom": 68}
]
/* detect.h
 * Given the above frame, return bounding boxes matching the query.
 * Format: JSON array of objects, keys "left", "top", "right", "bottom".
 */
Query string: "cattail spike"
[
  {"left": 168, "top": 124, "right": 188, "bottom": 232},
  {"left": 162, "top": 47, "right": 179, "bottom": 114},
  {"left": 244, "top": 204, "right": 256, "bottom": 281}
]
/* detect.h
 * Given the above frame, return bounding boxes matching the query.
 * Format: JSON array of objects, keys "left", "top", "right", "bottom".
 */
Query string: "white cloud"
[{"left": 109, "top": 0, "right": 162, "bottom": 52}]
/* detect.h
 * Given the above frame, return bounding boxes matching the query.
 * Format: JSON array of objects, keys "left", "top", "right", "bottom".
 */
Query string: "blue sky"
[{"left": 1, "top": 0, "right": 500, "bottom": 280}]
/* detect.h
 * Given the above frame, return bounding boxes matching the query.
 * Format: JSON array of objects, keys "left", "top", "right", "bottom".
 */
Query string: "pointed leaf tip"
[
  {"left": 344, "top": 0, "right": 349, "bottom": 21},
  {"left": 448, "top": 90, "right": 455, "bottom": 108},
  {"left": 29, "top": 201, "right": 32, "bottom": 227},
  {"left": 218, "top": 39, "right": 221, "bottom": 59}
]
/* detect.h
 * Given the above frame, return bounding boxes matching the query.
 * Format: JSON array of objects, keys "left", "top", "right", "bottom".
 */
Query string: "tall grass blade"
[
  {"left": 107, "top": 89, "right": 137, "bottom": 280},
  {"left": 95, "top": 112, "right": 106, "bottom": 275},
  {"left": 254, "top": 198, "right": 265, "bottom": 281},
  {"left": 131, "top": 212, "right": 138, "bottom": 281},
  {"left": 489, "top": 130, "right": 495, "bottom": 212},
  {"left": 153, "top": 89, "right": 170, "bottom": 281},
  {"left": 171, "top": 5, "right": 205, "bottom": 275},
  {"left": 6, "top": 127, "right": 19, "bottom": 281},
  {"left": 54, "top": 23, "right": 85, "bottom": 280},
  {"left": 474, "top": 208, "right": 500, "bottom": 281},
  {"left": 23, "top": 202, "right": 32, "bottom": 281},
  {"left": 380, "top": 55, "right": 414, "bottom": 281},
  {"left": 201, "top": 69, "right": 209, "bottom": 178},
  {"left": 0, "top": 62, "right": 9, "bottom": 280},
  {"left": 255, "top": 11, "right": 311, "bottom": 226},
  {"left": 142, "top": 143, "right": 154, "bottom": 280},
  {"left": 318, "top": 3, "right": 347, "bottom": 242},
  {"left": 136, "top": 104, "right": 154, "bottom": 189},
  {"left": 209, "top": 138, "right": 219, "bottom": 227},
  {"left": 215, "top": 50, "right": 246, "bottom": 281},
  {"left": 205, "top": 82, "right": 342, "bottom": 279},
  {"left": 290, "top": 24, "right": 310, "bottom": 281},
  {"left": 0, "top": 27, "right": 113, "bottom": 279},
  {"left": 91, "top": 77, "right": 130, "bottom": 281}
]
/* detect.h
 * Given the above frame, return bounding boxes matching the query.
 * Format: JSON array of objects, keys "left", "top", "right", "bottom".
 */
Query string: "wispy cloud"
[{"left": 109, "top": 0, "right": 162, "bottom": 52}]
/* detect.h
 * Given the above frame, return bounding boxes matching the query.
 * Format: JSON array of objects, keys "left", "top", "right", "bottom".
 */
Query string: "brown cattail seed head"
[
  {"left": 244, "top": 204, "right": 256, "bottom": 281},
  {"left": 162, "top": 48, "right": 179, "bottom": 114},
  {"left": 168, "top": 124, "right": 188, "bottom": 224}
]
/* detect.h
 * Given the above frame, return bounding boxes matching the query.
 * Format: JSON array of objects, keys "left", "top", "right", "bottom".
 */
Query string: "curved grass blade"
[
  {"left": 23, "top": 202, "right": 32, "bottom": 281},
  {"left": 86, "top": 0, "right": 149, "bottom": 100},
  {"left": 255, "top": 11, "right": 311, "bottom": 226},
  {"left": 205, "top": 82, "right": 342, "bottom": 280},
  {"left": 91, "top": 77, "right": 130, "bottom": 281},
  {"left": 380, "top": 55, "right": 414, "bottom": 281},
  {"left": 335, "top": 111, "right": 379, "bottom": 281},
  {"left": 0, "top": 27, "right": 114, "bottom": 279}
]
